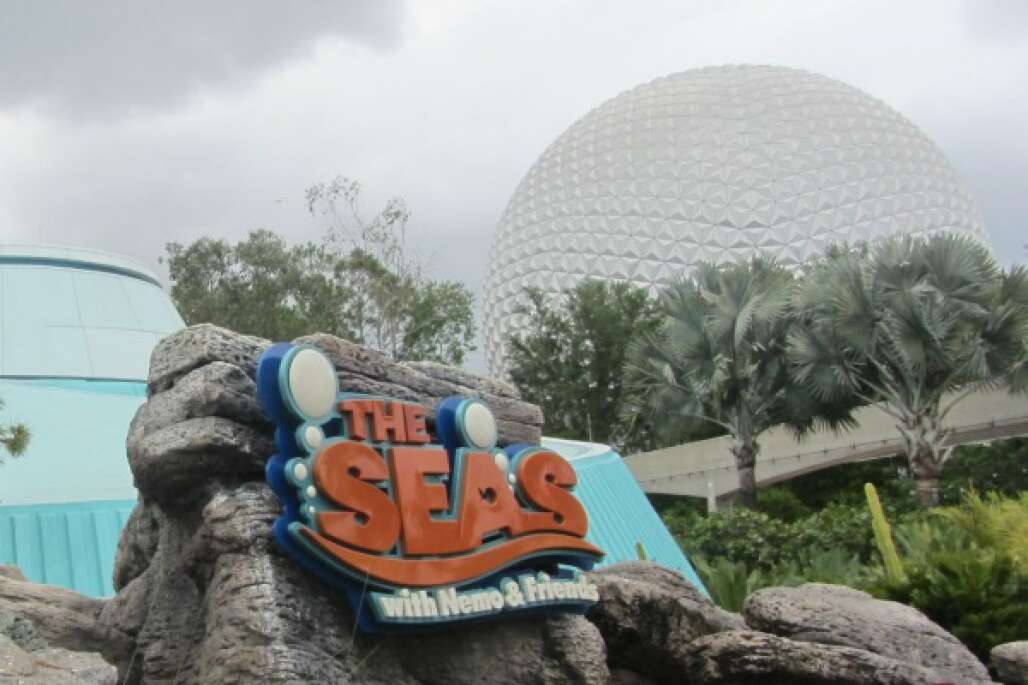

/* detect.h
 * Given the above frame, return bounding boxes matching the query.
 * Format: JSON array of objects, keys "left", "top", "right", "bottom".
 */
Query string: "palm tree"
[
  {"left": 789, "top": 233, "right": 1028, "bottom": 507},
  {"left": 625, "top": 257, "right": 852, "bottom": 509},
  {"left": 0, "top": 398, "right": 29, "bottom": 463}
]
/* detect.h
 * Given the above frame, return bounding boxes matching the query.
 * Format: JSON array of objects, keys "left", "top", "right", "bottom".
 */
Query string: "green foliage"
[
  {"left": 866, "top": 483, "right": 904, "bottom": 582},
  {"left": 626, "top": 257, "right": 855, "bottom": 507},
  {"left": 942, "top": 438, "right": 1028, "bottom": 504},
  {"left": 506, "top": 280, "right": 663, "bottom": 452},
  {"left": 0, "top": 398, "right": 30, "bottom": 465},
  {"left": 754, "top": 486, "right": 812, "bottom": 522},
  {"left": 165, "top": 179, "right": 476, "bottom": 365},
  {"left": 869, "top": 507, "right": 1028, "bottom": 661},
  {"left": 783, "top": 502, "right": 877, "bottom": 562},
  {"left": 694, "top": 549, "right": 868, "bottom": 612},
  {"left": 668, "top": 501, "right": 878, "bottom": 573},
  {"left": 937, "top": 490, "right": 1028, "bottom": 572},
  {"left": 790, "top": 234, "right": 1028, "bottom": 506},
  {"left": 779, "top": 456, "right": 918, "bottom": 511},
  {"left": 668, "top": 507, "right": 794, "bottom": 570}
]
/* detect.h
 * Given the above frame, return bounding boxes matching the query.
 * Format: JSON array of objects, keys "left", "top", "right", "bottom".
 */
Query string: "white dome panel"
[{"left": 483, "top": 65, "right": 987, "bottom": 375}]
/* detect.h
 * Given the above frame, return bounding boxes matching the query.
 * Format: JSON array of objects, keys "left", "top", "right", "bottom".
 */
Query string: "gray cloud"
[
  {"left": 0, "top": 0, "right": 403, "bottom": 116},
  {"left": 0, "top": 0, "right": 1025, "bottom": 372}
]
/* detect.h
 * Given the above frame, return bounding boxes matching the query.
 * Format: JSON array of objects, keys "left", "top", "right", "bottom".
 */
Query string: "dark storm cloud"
[{"left": 0, "top": 0, "right": 403, "bottom": 116}]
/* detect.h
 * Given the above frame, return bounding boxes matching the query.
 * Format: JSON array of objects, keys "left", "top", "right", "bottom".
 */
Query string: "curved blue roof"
[{"left": 0, "top": 244, "right": 183, "bottom": 381}]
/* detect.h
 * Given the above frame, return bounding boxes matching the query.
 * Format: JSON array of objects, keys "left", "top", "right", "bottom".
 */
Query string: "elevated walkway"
[{"left": 625, "top": 389, "right": 1028, "bottom": 500}]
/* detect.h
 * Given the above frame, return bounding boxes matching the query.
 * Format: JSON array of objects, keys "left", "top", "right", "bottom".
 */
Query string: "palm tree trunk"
[
  {"left": 898, "top": 412, "right": 949, "bottom": 508},
  {"left": 731, "top": 437, "right": 759, "bottom": 510}
]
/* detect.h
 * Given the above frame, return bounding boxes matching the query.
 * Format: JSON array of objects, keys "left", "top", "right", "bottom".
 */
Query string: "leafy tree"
[
  {"left": 626, "top": 258, "right": 853, "bottom": 509},
  {"left": 505, "top": 279, "right": 662, "bottom": 452},
  {"left": 941, "top": 438, "right": 1028, "bottom": 504},
  {"left": 165, "top": 178, "right": 476, "bottom": 366},
  {"left": 305, "top": 176, "right": 476, "bottom": 364},
  {"left": 166, "top": 230, "right": 349, "bottom": 342},
  {"left": 0, "top": 398, "right": 29, "bottom": 464},
  {"left": 789, "top": 234, "right": 1028, "bottom": 506}
]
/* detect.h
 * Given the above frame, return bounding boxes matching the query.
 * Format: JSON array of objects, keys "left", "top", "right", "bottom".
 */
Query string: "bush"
[
  {"left": 669, "top": 501, "right": 875, "bottom": 571},
  {"left": 784, "top": 502, "right": 875, "bottom": 562},
  {"left": 756, "top": 486, "right": 812, "bottom": 522},
  {"left": 694, "top": 548, "right": 868, "bottom": 612},
  {"left": 941, "top": 438, "right": 1028, "bottom": 504},
  {"left": 868, "top": 512, "right": 1028, "bottom": 661},
  {"left": 669, "top": 507, "right": 794, "bottom": 570}
]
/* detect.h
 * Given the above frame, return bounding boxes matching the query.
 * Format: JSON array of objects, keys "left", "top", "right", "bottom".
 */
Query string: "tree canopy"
[
  {"left": 505, "top": 279, "right": 663, "bottom": 452},
  {"left": 625, "top": 257, "right": 854, "bottom": 508},
  {"left": 789, "top": 234, "right": 1028, "bottom": 506},
  {"left": 165, "top": 178, "right": 476, "bottom": 365}
]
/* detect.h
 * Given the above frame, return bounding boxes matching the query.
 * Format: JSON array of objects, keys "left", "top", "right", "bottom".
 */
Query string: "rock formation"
[
  {"left": 743, "top": 583, "right": 991, "bottom": 683},
  {"left": 0, "top": 325, "right": 1003, "bottom": 683},
  {"left": 993, "top": 641, "right": 1028, "bottom": 685}
]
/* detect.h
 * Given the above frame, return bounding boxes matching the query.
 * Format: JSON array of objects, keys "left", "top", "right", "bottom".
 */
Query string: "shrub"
[
  {"left": 941, "top": 438, "right": 1028, "bottom": 504},
  {"left": 865, "top": 496, "right": 1028, "bottom": 661},
  {"left": 782, "top": 502, "right": 875, "bottom": 562},
  {"left": 756, "top": 486, "right": 812, "bottom": 522},
  {"left": 694, "top": 548, "right": 868, "bottom": 612},
  {"left": 670, "top": 507, "right": 794, "bottom": 570}
]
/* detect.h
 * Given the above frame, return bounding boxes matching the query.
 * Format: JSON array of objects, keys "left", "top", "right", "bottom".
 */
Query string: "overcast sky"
[{"left": 1, "top": 0, "right": 1025, "bottom": 367}]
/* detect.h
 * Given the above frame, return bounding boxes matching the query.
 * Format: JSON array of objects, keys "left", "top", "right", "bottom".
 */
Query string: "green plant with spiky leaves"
[
  {"left": 0, "top": 399, "right": 29, "bottom": 464},
  {"left": 866, "top": 483, "right": 905, "bottom": 583},
  {"left": 790, "top": 234, "right": 1028, "bottom": 506},
  {"left": 625, "top": 257, "right": 855, "bottom": 509}
]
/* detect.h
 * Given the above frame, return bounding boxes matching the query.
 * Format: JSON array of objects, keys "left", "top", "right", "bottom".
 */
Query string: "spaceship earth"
[{"left": 483, "top": 65, "right": 988, "bottom": 375}]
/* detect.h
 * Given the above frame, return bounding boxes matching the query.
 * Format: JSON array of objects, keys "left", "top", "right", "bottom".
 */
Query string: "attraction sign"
[{"left": 257, "top": 344, "right": 604, "bottom": 631}]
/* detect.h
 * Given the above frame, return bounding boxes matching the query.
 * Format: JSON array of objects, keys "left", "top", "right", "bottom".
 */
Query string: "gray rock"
[
  {"left": 0, "top": 564, "right": 26, "bottom": 581},
  {"left": 0, "top": 634, "right": 117, "bottom": 684},
  {"left": 402, "top": 360, "right": 521, "bottom": 399},
  {"left": 609, "top": 669, "right": 655, "bottom": 685},
  {"left": 0, "top": 577, "right": 132, "bottom": 660},
  {"left": 585, "top": 561, "right": 744, "bottom": 683},
  {"left": 127, "top": 416, "right": 275, "bottom": 507},
  {"left": 111, "top": 500, "right": 159, "bottom": 591},
  {"left": 0, "top": 633, "right": 35, "bottom": 679},
  {"left": 0, "top": 609, "right": 47, "bottom": 652},
  {"left": 147, "top": 323, "right": 270, "bottom": 392},
  {"left": 128, "top": 361, "right": 268, "bottom": 445},
  {"left": 993, "top": 641, "right": 1028, "bottom": 684},
  {"left": 683, "top": 630, "right": 943, "bottom": 685},
  {"left": 743, "top": 583, "right": 991, "bottom": 684},
  {"left": 392, "top": 614, "right": 609, "bottom": 685}
]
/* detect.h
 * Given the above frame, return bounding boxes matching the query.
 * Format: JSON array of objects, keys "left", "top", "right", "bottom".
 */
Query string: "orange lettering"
[
  {"left": 371, "top": 401, "right": 407, "bottom": 442},
  {"left": 403, "top": 404, "right": 430, "bottom": 444},
  {"left": 314, "top": 441, "right": 400, "bottom": 553},
  {"left": 456, "top": 451, "right": 528, "bottom": 547},
  {"left": 390, "top": 446, "right": 461, "bottom": 555},
  {"left": 516, "top": 450, "right": 588, "bottom": 537},
  {"left": 339, "top": 399, "right": 375, "bottom": 441}
]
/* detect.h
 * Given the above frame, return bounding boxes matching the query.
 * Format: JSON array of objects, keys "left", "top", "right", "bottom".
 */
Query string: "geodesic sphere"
[{"left": 483, "top": 65, "right": 987, "bottom": 375}]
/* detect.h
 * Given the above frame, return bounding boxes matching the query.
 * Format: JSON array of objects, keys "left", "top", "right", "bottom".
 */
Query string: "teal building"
[
  {"left": 0, "top": 245, "right": 702, "bottom": 597},
  {"left": 0, "top": 245, "right": 183, "bottom": 596}
]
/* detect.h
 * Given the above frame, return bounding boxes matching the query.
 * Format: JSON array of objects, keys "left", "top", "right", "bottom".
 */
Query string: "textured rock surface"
[
  {"left": 744, "top": 583, "right": 991, "bottom": 684},
  {"left": 0, "top": 613, "right": 117, "bottom": 685},
  {"left": 585, "top": 561, "right": 744, "bottom": 682},
  {"left": 0, "top": 634, "right": 117, "bottom": 684},
  {"left": 95, "top": 324, "right": 591, "bottom": 684},
  {"left": 993, "top": 641, "right": 1028, "bottom": 684},
  {"left": 0, "top": 576, "right": 131, "bottom": 659},
  {"left": 683, "top": 630, "right": 944, "bottom": 685}
]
